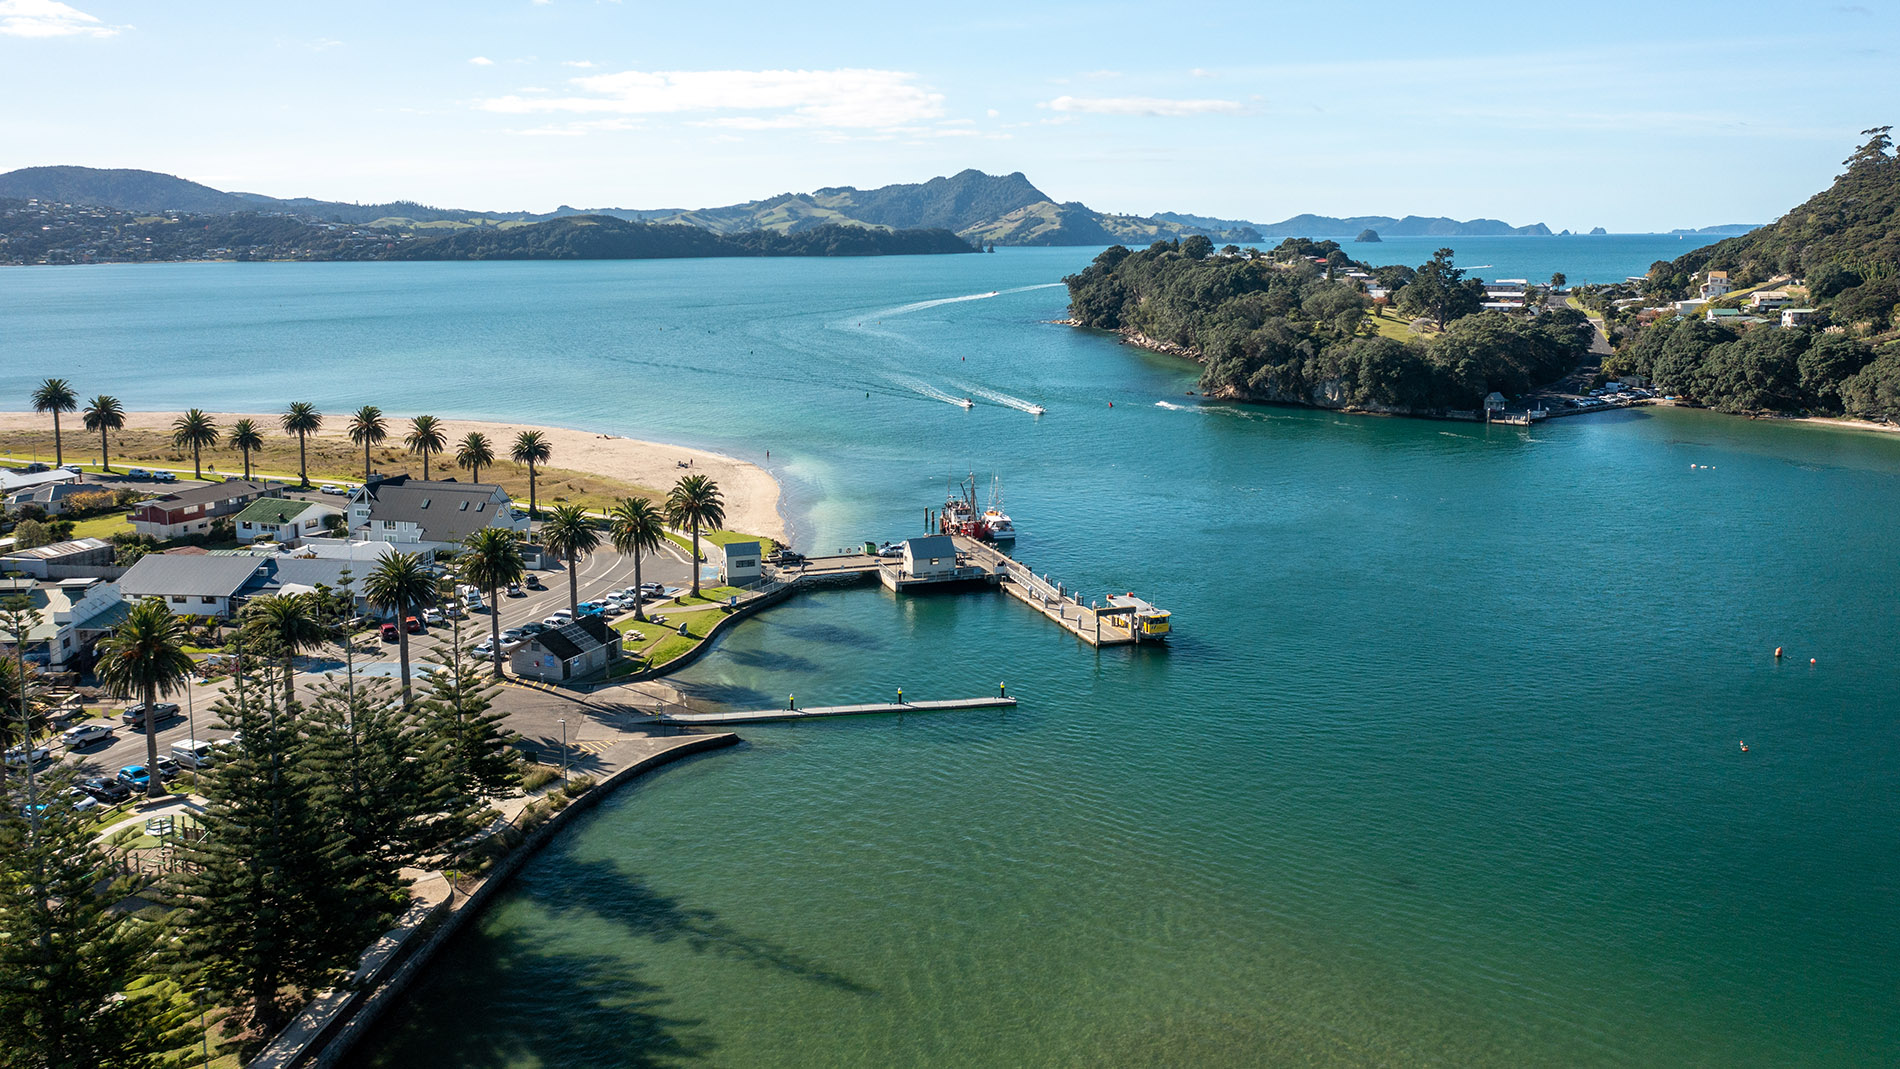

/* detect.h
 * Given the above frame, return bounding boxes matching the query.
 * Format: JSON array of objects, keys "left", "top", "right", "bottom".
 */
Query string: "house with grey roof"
[
  {"left": 5, "top": 480, "right": 100, "bottom": 515},
  {"left": 509, "top": 615, "right": 623, "bottom": 682},
  {"left": 0, "top": 536, "right": 116, "bottom": 579},
  {"left": 0, "top": 575, "right": 125, "bottom": 669},
  {"left": 130, "top": 478, "right": 283, "bottom": 540},
  {"left": 346, "top": 475, "right": 526, "bottom": 552},
  {"left": 118, "top": 553, "right": 267, "bottom": 617}
]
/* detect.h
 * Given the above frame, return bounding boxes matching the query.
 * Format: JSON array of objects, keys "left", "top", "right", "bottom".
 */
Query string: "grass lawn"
[
  {"left": 669, "top": 585, "right": 748, "bottom": 607},
  {"left": 66, "top": 511, "right": 132, "bottom": 540},
  {"left": 1369, "top": 310, "right": 1433, "bottom": 342},
  {"left": 664, "top": 528, "right": 777, "bottom": 560},
  {"left": 614, "top": 609, "right": 720, "bottom": 667}
]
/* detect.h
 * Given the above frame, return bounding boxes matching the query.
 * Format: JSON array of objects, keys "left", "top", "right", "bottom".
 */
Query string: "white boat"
[
  {"left": 983, "top": 475, "right": 1017, "bottom": 542},
  {"left": 1028, "top": 404, "right": 1046, "bottom": 416},
  {"left": 958, "top": 397, "right": 974, "bottom": 409}
]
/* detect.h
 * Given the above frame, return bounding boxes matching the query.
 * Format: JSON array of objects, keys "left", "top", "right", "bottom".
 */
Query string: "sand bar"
[{"left": 0, "top": 410, "right": 785, "bottom": 542}]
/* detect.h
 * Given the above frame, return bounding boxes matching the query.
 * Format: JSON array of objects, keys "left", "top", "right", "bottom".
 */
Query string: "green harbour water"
[{"left": 3, "top": 236, "right": 1897, "bottom": 1065}]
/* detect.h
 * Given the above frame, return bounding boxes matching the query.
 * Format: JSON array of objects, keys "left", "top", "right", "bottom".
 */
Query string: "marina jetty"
[{"left": 771, "top": 533, "right": 1171, "bottom": 647}]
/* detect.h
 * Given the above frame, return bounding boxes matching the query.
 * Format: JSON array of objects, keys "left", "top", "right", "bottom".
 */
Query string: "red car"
[
  {"left": 405, "top": 615, "right": 423, "bottom": 634},
  {"left": 380, "top": 622, "right": 399, "bottom": 642}
]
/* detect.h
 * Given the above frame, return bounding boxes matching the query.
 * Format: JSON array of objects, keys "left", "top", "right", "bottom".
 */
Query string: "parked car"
[
  {"left": 320, "top": 483, "right": 348, "bottom": 495},
  {"left": 599, "top": 602, "right": 624, "bottom": 616},
  {"left": 640, "top": 582, "right": 664, "bottom": 595},
  {"left": 424, "top": 609, "right": 447, "bottom": 626},
  {"left": 501, "top": 627, "right": 525, "bottom": 643},
  {"left": 519, "top": 622, "right": 550, "bottom": 636},
  {"left": 543, "top": 611, "right": 573, "bottom": 626},
  {"left": 153, "top": 756, "right": 181, "bottom": 780},
  {"left": 471, "top": 644, "right": 496, "bottom": 660},
  {"left": 507, "top": 584, "right": 525, "bottom": 598},
  {"left": 120, "top": 702, "right": 181, "bottom": 725},
  {"left": 117, "top": 765, "right": 153, "bottom": 789},
  {"left": 60, "top": 723, "right": 112, "bottom": 748},
  {"left": 126, "top": 467, "right": 152, "bottom": 479},
  {"left": 151, "top": 471, "right": 177, "bottom": 483},
  {"left": 4, "top": 745, "right": 52, "bottom": 767},
  {"left": 404, "top": 615, "right": 423, "bottom": 634},
  {"left": 78, "top": 776, "right": 132, "bottom": 804},
  {"left": 380, "top": 622, "right": 399, "bottom": 642},
  {"left": 525, "top": 575, "right": 545, "bottom": 590},
  {"left": 65, "top": 789, "right": 100, "bottom": 813}
]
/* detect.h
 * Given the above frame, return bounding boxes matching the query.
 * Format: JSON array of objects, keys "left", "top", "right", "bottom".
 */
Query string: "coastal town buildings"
[
  {"left": 129, "top": 478, "right": 283, "bottom": 540},
  {"left": 345, "top": 475, "right": 526, "bottom": 552}
]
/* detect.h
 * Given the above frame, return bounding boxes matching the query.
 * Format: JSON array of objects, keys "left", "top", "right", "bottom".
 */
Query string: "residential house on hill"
[
  {"left": 129, "top": 478, "right": 282, "bottom": 539},
  {"left": 1700, "top": 270, "right": 1732, "bottom": 299},
  {"left": 4, "top": 480, "right": 98, "bottom": 515},
  {"left": 346, "top": 475, "right": 526, "bottom": 552}
]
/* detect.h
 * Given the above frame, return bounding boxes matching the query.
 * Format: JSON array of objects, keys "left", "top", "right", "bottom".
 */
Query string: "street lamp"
[{"left": 559, "top": 718, "right": 568, "bottom": 787}]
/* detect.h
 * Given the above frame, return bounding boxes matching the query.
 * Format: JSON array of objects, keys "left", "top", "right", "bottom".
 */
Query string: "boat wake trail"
[
  {"left": 863, "top": 282, "right": 1065, "bottom": 321},
  {"left": 1154, "top": 401, "right": 1200, "bottom": 412},
  {"left": 957, "top": 383, "right": 1046, "bottom": 415},
  {"left": 886, "top": 373, "right": 973, "bottom": 409}
]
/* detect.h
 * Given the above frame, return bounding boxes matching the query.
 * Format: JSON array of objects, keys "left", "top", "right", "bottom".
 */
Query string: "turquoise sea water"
[{"left": 4, "top": 234, "right": 1896, "bottom": 1066}]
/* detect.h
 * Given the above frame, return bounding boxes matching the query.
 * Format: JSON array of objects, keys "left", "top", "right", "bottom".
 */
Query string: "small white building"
[
  {"left": 1700, "top": 270, "right": 1732, "bottom": 298},
  {"left": 1749, "top": 290, "right": 1794, "bottom": 311},
  {"left": 721, "top": 541, "right": 762, "bottom": 587},
  {"left": 1782, "top": 308, "right": 1817, "bottom": 328},
  {"left": 900, "top": 535, "right": 959, "bottom": 580},
  {"left": 118, "top": 554, "right": 264, "bottom": 618}
]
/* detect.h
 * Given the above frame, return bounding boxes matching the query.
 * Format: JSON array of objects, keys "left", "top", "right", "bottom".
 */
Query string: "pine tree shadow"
[
  {"left": 721, "top": 648, "right": 821, "bottom": 673},
  {"left": 525, "top": 856, "right": 874, "bottom": 998},
  {"left": 346, "top": 924, "right": 715, "bottom": 1069},
  {"left": 663, "top": 680, "right": 774, "bottom": 708}
]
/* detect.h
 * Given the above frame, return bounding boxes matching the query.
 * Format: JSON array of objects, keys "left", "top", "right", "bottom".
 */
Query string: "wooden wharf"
[
  {"left": 662, "top": 696, "right": 1017, "bottom": 726},
  {"left": 767, "top": 539, "right": 1161, "bottom": 648}
]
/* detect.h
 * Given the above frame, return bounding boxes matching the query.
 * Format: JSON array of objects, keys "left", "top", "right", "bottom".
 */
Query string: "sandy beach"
[{"left": 0, "top": 410, "right": 785, "bottom": 542}]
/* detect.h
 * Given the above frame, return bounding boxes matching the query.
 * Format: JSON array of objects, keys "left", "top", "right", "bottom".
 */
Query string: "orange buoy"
[
  {"left": 1740, "top": 741, "right": 1749, "bottom": 752},
  {"left": 1810, "top": 658, "right": 1817, "bottom": 665},
  {"left": 1774, "top": 647, "right": 1783, "bottom": 658}
]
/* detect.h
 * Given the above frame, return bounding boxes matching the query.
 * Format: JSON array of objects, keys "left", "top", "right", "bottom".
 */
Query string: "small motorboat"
[
  {"left": 958, "top": 397, "right": 974, "bottom": 409},
  {"left": 1028, "top": 404, "right": 1046, "bottom": 416}
]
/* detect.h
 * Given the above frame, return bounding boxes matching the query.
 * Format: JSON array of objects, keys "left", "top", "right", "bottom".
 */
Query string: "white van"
[{"left": 171, "top": 739, "right": 217, "bottom": 769}]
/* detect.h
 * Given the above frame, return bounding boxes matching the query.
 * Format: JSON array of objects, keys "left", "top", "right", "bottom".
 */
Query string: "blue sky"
[{"left": 0, "top": 0, "right": 1890, "bottom": 230}]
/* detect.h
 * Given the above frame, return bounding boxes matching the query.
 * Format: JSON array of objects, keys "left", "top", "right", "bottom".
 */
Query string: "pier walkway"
[
  {"left": 662, "top": 696, "right": 1017, "bottom": 725},
  {"left": 953, "top": 537, "right": 1143, "bottom": 646}
]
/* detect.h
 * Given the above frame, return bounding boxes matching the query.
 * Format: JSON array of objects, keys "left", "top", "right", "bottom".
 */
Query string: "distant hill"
[
  {"left": 0, "top": 164, "right": 1564, "bottom": 247},
  {"left": 1669, "top": 223, "right": 1761, "bottom": 236},
  {"left": 383, "top": 217, "right": 977, "bottom": 260}
]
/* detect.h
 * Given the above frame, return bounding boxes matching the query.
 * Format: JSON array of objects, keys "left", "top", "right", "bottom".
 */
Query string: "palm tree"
[
  {"left": 95, "top": 599, "right": 196, "bottom": 799},
  {"left": 608, "top": 496, "right": 666, "bottom": 622},
  {"left": 229, "top": 418, "right": 265, "bottom": 480},
  {"left": 82, "top": 395, "right": 125, "bottom": 472},
  {"left": 405, "top": 415, "right": 447, "bottom": 480},
  {"left": 170, "top": 409, "right": 220, "bottom": 480},
  {"left": 347, "top": 405, "right": 388, "bottom": 484},
  {"left": 243, "top": 594, "right": 327, "bottom": 709},
  {"left": 461, "top": 528, "right": 524, "bottom": 680},
  {"left": 29, "top": 378, "right": 78, "bottom": 468},
  {"left": 665, "top": 474, "right": 725, "bottom": 597},
  {"left": 541, "top": 505, "right": 601, "bottom": 618},
  {"left": 364, "top": 552, "right": 433, "bottom": 707},
  {"left": 280, "top": 402, "right": 322, "bottom": 488},
  {"left": 455, "top": 432, "right": 495, "bottom": 484},
  {"left": 510, "top": 430, "right": 552, "bottom": 519}
]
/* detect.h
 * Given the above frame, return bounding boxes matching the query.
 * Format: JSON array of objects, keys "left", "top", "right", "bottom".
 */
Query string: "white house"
[
  {"left": 0, "top": 576, "right": 126, "bottom": 669},
  {"left": 1782, "top": 308, "right": 1817, "bottom": 328},
  {"left": 118, "top": 554, "right": 265, "bottom": 618},
  {"left": 1749, "top": 290, "right": 1794, "bottom": 311},
  {"left": 1700, "top": 270, "right": 1732, "bottom": 298},
  {"left": 233, "top": 498, "right": 342, "bottom": 546},
  {"left": 346, "top": 475, "right": 526, "bottom": 552}
]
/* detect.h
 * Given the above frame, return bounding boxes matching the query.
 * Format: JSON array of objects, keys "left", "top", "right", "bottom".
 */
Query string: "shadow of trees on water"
[{"left": 347, "top": 856, "right": 871, "bottom": 1068}]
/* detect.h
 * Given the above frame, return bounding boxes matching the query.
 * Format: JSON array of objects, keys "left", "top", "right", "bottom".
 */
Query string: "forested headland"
[
  {"left": 1063, "top": 236, "right": 1593, "bottom": 416},
  {"left": 1581, "top": 128, "right": 1900, "bottom": 420}
]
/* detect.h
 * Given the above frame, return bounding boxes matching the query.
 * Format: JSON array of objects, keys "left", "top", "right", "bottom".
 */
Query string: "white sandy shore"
[{"left": 0, "top": 410, "right": 785, "bottom": 542}]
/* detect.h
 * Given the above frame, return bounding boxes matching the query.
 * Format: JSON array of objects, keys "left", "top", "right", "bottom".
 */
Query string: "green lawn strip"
[
  {"left": 669, "top": 585, "right": 748, "bottom": 607},
  {"left": 663, "top": 529, "right": 777, "bottom": 561},
  {"left": 66, "top": 511, "right": 133, "bottom": 539},
  {"left": 613, "top": 608, "right": 721, "bottom": 667}
]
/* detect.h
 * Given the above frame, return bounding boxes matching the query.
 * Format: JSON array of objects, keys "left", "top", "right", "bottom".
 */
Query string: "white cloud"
[
  {"left": 1043, "top": 94, "right": 1244, "bottom": 117},
  {"left": 0, "top": 0, "right": 122, "bottom": 38},
  {"left": 986, "top": 108, "right": 999, "bottom": 118},
  {"left": 481, "top": 67, "right": 945, "bottom": 130},
  {"left": 468, "top": 55, "right": 495, "bottom": 66},
  {"left": 561, "top": 59, "right": 595, "bottom": 68}
]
